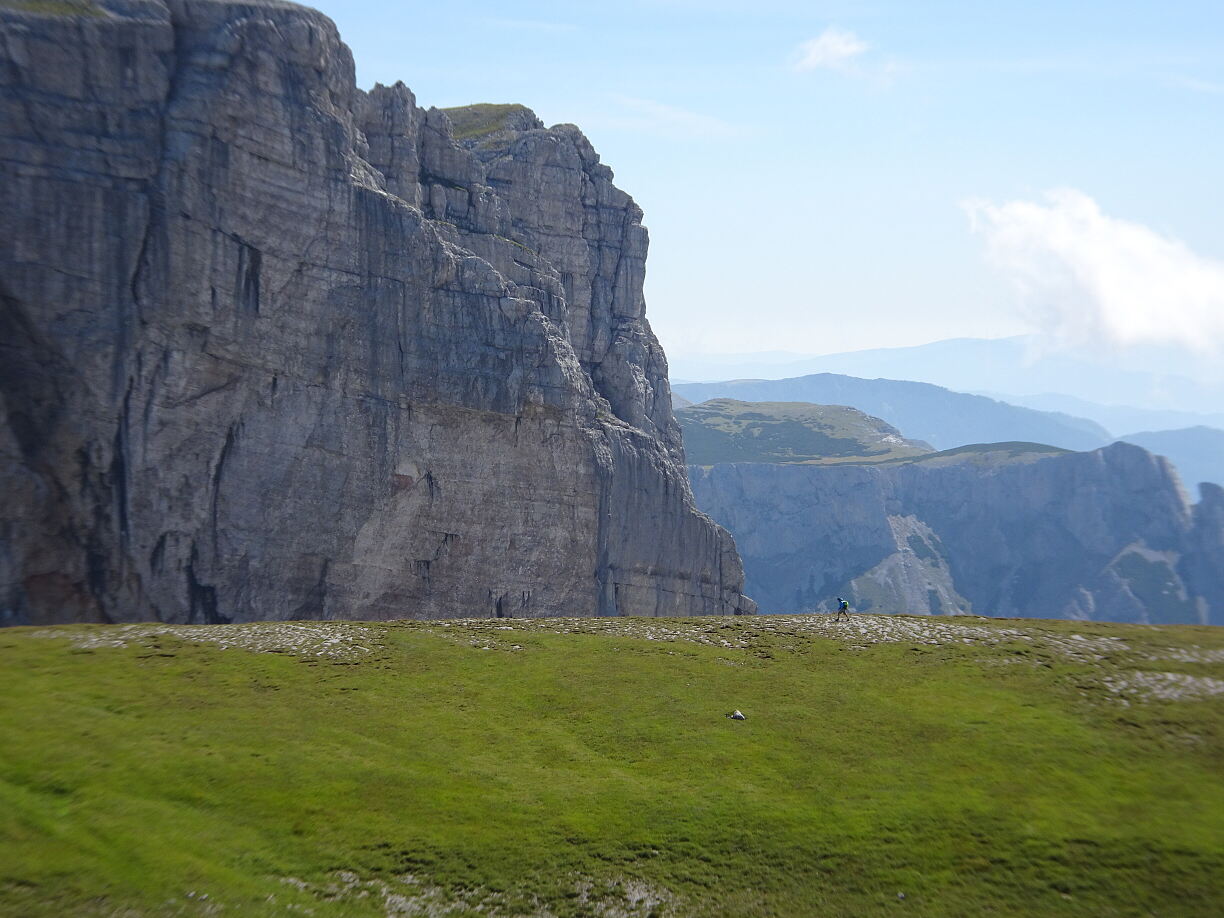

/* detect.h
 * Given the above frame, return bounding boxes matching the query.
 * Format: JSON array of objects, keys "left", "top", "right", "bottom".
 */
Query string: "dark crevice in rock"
[
  {"left": 111, "top": 377, "right": 132, "bottom": 548},
  {"left": 210, "top": 422, "right": 237, "bottom": 555},
  {"left": 292, "top": 557, "right": 329, "bottom": 620},
  {"left": 186, "top": 541, "right": 226, "bottom": 624},
  {"left": 0, "top": 285, "right": 67, "bottom": 461},
  {"left": 234, "top": 238, "right": 261, "bottom": 315},
  {"left": 149, "top": 531, "right": 168, "bottom": 574}
]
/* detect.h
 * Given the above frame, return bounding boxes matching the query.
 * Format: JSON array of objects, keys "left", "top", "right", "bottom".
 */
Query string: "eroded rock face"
[
  {"left": 690, "top": 443, "right": 1224, "bottom": 624},
  {"left": 0, "top": 0, "right": 754, "bottom": 625}
]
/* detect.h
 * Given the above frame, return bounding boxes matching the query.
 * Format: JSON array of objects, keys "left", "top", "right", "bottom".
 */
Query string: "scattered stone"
[
  {"left": 1102, "top": 670, "right": 1224, "bottom": 703},
  {"left": 27, "top": 613, "right": 1224, "bottom": 708}
]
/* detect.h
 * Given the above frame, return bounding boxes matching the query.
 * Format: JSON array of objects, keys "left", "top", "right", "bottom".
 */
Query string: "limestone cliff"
[
  {"left": 690, "top": 442, "right": 1224, "bottom": 624},
  {"left": 0, "top": 0, "right": 754, "bottom": 625}
]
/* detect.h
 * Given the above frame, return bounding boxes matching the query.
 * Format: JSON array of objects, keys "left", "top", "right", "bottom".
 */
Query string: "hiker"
[{"left": 834, "top": 596, "right": 851, "bottom": 622}]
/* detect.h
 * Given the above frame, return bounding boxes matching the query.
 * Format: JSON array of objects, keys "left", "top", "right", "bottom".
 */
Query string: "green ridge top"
[
  {"left": 878, "top": 440, "right": 1073, "bottom": 467},
  {"left": 678, "top": 398, "right": 933, "bottom": 465},
  {"left": 441, "top": 103, "right": 532, "bottom": 141},
  {"left": 0, "top": 0, "right": 101, "bottom": 15}
]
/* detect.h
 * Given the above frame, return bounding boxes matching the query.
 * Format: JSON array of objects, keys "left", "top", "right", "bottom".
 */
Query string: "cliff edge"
[
  {"left": 0, "top": 0, "right": 754, "bottom": 624},
  {"left": 691, "top": 441, "right": 1224, "bottom": 624}
]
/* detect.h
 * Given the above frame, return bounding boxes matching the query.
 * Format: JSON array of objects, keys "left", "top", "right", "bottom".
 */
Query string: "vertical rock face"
[
  {"left": 0, "top": 0, "right": 754, "bottom": 625},
  {"left": 1186, "top": 484, "right": 1224, "bottom": 615},
  {"left": 690, "top": 442, "right": 1224, "bottom": 624}
]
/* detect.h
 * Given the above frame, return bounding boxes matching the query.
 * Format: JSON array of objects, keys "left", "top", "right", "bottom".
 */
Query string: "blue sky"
[{"left": 311, "top": 0, "right": 1224, "bottom": 359}]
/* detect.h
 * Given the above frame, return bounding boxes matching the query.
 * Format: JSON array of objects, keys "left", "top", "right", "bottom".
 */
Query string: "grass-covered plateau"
[{"left": 2, "top": 614, "right": 1223, "bottom": 916}]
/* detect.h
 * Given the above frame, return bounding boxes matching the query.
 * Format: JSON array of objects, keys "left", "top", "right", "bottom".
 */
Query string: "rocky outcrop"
[
  {"left": 690, "top": 442, "right": 1224, "bottom": 624},
  {"left": 1118, "top": 426, "right": 1224, "bottom": 491},
  {"left": 0, "top": 0, "right": 753, "bottom": 625}
]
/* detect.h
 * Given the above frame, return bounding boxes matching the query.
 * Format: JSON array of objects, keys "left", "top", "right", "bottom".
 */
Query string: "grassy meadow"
[
  {"left": 1, "top": 614, "right": 1222, "bottom": 916},
  {"left": 441, "top": 104, "right": 533, "bottom": 142},
  {"left": 676, "top": 399, "right": 933, "bottom": 466}
]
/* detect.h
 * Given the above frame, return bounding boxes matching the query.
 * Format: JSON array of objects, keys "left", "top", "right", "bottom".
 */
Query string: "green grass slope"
[
  {"left": 441, "top": 103, "right": 533, "bottom": 141},
  {"left": 0, "top": 1, "right": 101, "bottom": 15},
  {"left": 2, "top": 616, "right": 1223, "bottom": 917},
  {"left": 678, "top": 399, "right": 933, "bottom": 465}
]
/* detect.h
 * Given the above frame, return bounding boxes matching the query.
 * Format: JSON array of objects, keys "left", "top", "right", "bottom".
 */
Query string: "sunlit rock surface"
[
  {"left": 0, "top": 0, "right": 753, "bottom": 624},
  {"left": 691, "top": 442, "right": 1224, "bottom": 624}
]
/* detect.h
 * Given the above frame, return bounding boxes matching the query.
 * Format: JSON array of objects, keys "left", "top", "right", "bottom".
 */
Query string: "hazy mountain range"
[
  {"left": 990, "top": 392, "right": 1224, "bottom": 439},
  {"left": 670, "top": 336, "right": 1224, "bottom": 417},
  {"left": 671, "top": 337, "right": 1224, "bottom": 492}
]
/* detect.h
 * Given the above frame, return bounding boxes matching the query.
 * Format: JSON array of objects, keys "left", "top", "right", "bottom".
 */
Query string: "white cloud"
[
  {"left": 964, "top": 189, "right": 1224, "bottom": 353},
  {"left": 794, "top": 27, "right": 869, "bottom": 73}
]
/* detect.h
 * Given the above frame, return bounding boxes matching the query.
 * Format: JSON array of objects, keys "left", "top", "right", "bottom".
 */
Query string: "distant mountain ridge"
[
  {"left": 673, "top": 374, "right": 1110, "bottom": 452},
  {"left": 988, "top": 392, "right": 1224, "bottom": 441},
  {"left": 669, "top": 336, "right": 1224, "bottom": 415}
]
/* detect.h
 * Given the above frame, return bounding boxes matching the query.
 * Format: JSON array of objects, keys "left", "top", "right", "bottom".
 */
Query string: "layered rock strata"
[
  {"left": 0, "top": 0, "right": 754, "bottom": 625},
  {"left": 690, "top": 442, "right": 1224, "bottom": 624}
]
